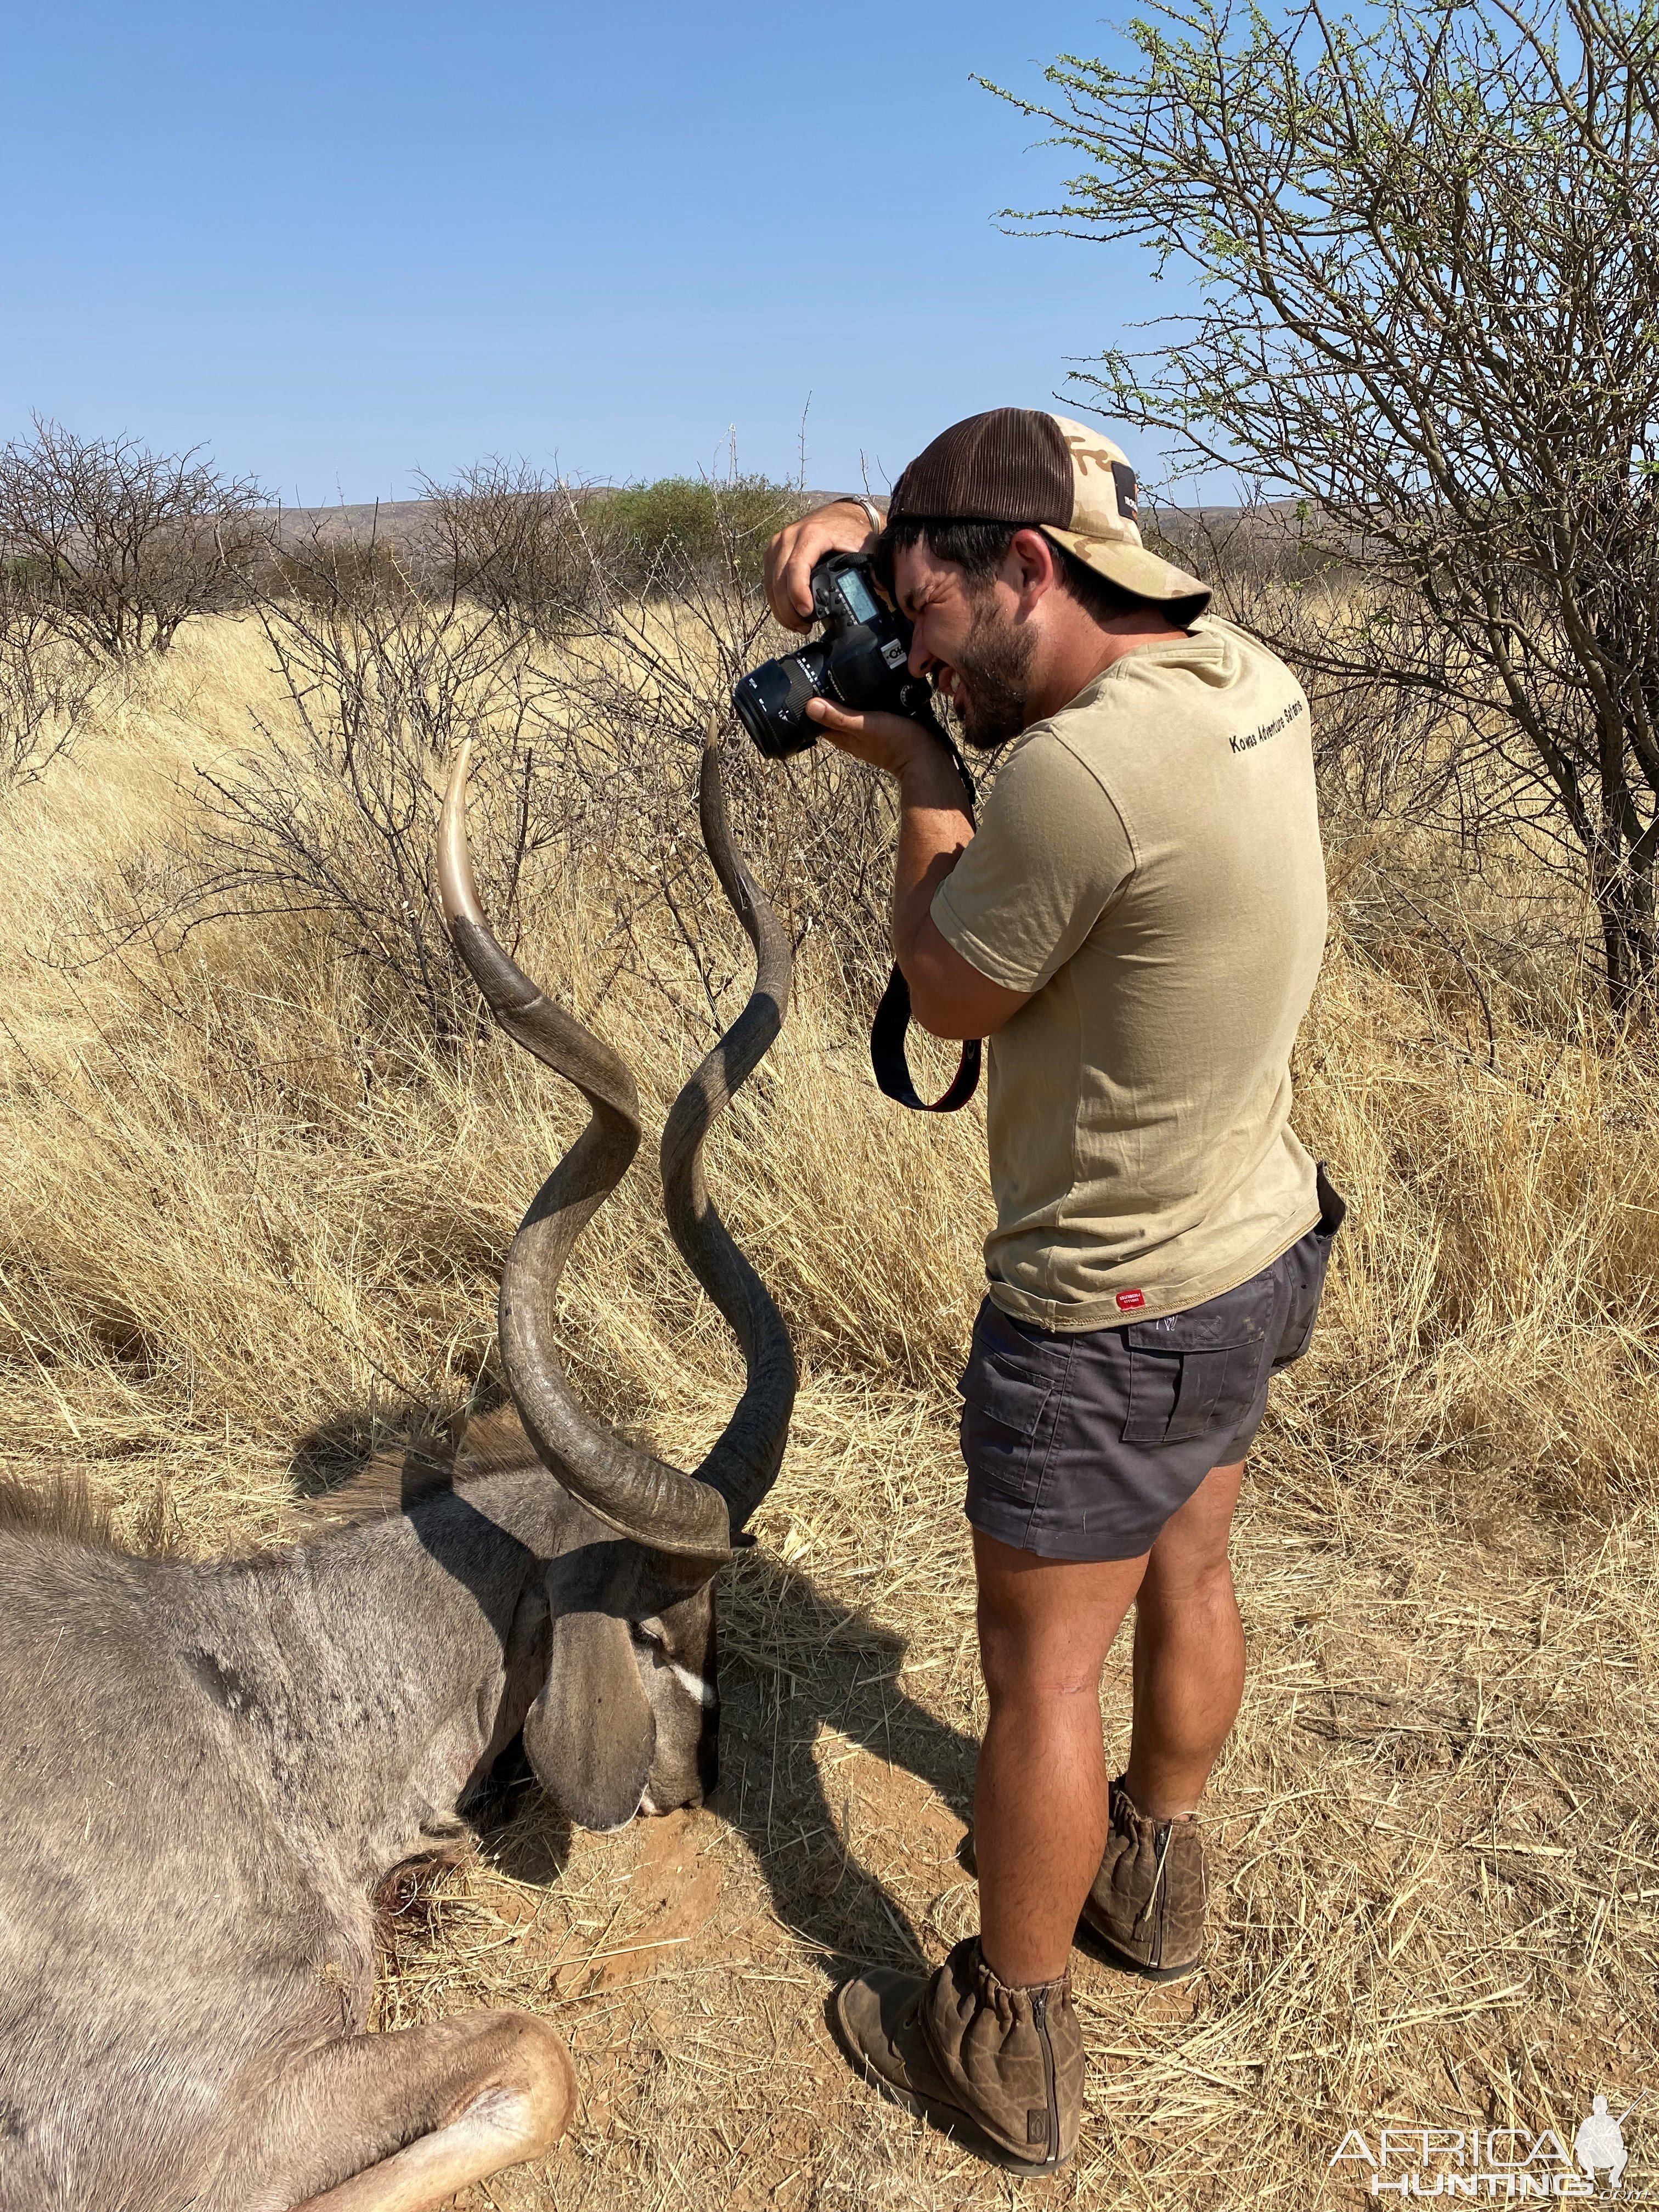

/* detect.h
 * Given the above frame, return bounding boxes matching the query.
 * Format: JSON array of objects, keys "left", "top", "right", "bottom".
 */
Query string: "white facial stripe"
[{"left": 668, "top": 1662, "right": 716, "bottom": 1708}]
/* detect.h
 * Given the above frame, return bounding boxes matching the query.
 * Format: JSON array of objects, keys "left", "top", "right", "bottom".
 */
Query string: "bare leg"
[
  {"left": 208, "top": 2008, "right": 575, "bottom": 2212},
  {"left": 1125, "top": 1460, "right": 1245, "bottom": 1818},
  {"left": 971, "top": 1530, "right": 1148, "bottom": 1986}
]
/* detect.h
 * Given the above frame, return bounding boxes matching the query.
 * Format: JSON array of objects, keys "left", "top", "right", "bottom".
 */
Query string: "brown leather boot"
[
  {"left": 1080, "top": 1773, "right": 1207, "bottom": 1980},
  {"left": 833, "top": 1938, "right": 1083, "bottom": 2173}
]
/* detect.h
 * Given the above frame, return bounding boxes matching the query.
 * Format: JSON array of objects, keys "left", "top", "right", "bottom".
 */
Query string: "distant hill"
[{"left": 263, "top": 499, "right": 449, "bottom": 547}]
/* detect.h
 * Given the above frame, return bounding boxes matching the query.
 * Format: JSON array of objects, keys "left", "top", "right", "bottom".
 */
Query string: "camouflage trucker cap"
[{"left": 887, "top": 407, "right": 1211, "bottom": 622}]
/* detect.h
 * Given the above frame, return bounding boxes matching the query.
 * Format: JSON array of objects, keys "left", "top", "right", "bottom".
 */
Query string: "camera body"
[{"left": 732, "top": 552, "right": 936, "bottom": 758}]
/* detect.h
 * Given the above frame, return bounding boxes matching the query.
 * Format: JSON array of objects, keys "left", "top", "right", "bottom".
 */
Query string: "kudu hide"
[{"left": 0, "top": 735, "right": 796, "bottom": 2211}]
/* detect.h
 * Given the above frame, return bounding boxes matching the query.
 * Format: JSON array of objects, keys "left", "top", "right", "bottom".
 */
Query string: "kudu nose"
[{"left": 637, "top": 1782, "right": 704, "bottom": 1818}]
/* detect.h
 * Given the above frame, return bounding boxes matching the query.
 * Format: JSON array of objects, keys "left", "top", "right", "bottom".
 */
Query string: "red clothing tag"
[{"left": 1116, "top": 1289, "right": 1146, "bottom": 1311}]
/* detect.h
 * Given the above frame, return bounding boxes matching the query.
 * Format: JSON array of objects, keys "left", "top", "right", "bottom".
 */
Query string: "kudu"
[{"left": 0, "top": 733, "right": 796, "bottom": 2211}]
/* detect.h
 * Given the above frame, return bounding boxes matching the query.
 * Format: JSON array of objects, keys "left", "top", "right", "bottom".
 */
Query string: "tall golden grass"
[{"left": 2, "top": 616, "right": 1655, "bottom": 2205}]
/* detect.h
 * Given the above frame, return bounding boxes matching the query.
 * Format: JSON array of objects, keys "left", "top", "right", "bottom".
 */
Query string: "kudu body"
[{"left": 0, "top": 737, "right": 795, "bottom": 2211}]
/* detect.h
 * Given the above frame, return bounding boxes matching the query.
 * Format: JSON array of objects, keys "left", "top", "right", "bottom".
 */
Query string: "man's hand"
[
  {"left": 764, "top": 499, "right": 878, "bottom": 632},
  {"left": 804, "top": 696, "right": 936, "bottom": 777}
]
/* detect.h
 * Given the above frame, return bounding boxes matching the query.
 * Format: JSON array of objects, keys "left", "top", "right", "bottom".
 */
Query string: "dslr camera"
[{"left": 732, "top": 551, "right": 938, "bottom": 758}]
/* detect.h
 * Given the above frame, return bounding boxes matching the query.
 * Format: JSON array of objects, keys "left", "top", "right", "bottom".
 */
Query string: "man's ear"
[
  {"left": 1009, "top": 525, "right": 1061, "bottom": 607},
  {"left": 522, "top": 1606, "right": 656, "bottom": 1832}
]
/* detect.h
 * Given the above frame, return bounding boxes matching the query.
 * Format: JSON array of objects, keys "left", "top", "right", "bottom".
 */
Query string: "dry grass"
[{"left": 2, "top": 617, "right": 1656, "bottom": 2206}]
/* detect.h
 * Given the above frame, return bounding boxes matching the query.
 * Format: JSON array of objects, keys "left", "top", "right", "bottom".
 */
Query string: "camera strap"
[
  {"left": 870, "top": 721, "right": 983, "bottom": 1114},
  {"left": 870, "top": 970, "right": 981, "bottom": 1111}
]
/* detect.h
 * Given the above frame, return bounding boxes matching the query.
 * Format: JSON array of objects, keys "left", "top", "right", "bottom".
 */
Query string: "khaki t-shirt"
[{"left": 932, "top": 615, "right": 1327, "bottom": 1330}]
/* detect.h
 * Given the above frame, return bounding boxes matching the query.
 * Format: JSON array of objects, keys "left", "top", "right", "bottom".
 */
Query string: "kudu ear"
[{"left": 523, "top": 1607, "right": 655, "bottom": 1832}]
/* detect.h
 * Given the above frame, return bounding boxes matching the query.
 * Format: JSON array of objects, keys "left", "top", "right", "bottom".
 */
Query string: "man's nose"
[{"left": 909, "top": 635, "right": 933, "bottom": 680}]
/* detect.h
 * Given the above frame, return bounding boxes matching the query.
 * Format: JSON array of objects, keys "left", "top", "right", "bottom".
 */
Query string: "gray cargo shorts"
[{"left": 960, "top": 1170, "right": 1346, "bottom": 1563}]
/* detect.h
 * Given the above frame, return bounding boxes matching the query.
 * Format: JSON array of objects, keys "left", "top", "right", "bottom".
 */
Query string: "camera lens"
[{"left": 732, "top": 644, "right": 828, "bottom": 758}]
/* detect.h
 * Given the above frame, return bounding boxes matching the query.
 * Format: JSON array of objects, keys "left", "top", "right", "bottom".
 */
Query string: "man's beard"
[{"left": 943, "top": 596, "right": 1036, "bottom": 752}]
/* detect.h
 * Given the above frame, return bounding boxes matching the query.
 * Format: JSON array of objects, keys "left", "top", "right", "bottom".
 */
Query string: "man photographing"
[{"left": 763, "top": 409, "right": 1340, "bottom": 2172}]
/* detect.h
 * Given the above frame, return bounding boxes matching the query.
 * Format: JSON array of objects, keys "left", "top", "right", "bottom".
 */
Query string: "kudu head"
[{"left": 438, "top": 726, "right": 795, "bottom": 1831}]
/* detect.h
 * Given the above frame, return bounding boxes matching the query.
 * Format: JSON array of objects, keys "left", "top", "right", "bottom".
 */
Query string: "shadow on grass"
[{"left": 708, "top": 1548, "right": 980, "bottom": 1976}]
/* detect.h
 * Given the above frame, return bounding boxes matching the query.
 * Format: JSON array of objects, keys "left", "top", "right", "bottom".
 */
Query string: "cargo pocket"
[
  {"left": 959, "top": 1314, "right": 1059, "bottom": 1507},
  {"left": 1120, "top": 1281, "right": 1274, "bottom": 1448}
]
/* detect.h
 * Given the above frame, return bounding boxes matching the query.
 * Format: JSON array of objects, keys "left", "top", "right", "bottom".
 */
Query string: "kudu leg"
[{"left": 216, "top": 2008, "right": 574, "bottom": 2212}]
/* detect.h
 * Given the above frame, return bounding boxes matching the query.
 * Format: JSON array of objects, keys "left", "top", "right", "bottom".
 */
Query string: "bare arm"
[{"left": 805, "top": 698, "right": 1032, "bottom": 1041}]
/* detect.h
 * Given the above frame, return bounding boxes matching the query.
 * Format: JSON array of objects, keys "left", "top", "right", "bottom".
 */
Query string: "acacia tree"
[
  {"left": 992, "top": 0, "right": 1659, "bottom": 1010},
  {"left": 0, "top": 418, "right": 267, "bottom": 659}
]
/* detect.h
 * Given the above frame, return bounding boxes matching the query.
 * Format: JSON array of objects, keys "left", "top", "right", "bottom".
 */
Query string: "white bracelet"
[{"left": 848, "top": 495, "right": 884, "bottom": 536}]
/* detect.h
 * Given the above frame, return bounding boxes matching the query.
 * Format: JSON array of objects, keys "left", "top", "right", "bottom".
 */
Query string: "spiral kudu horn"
[{"left": 436, "top": 727, "right": 797, "bottom": 1561}]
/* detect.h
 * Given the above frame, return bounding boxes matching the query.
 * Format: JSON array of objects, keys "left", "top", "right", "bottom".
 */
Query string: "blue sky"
[{"left": 1, "top": 2, "right": 1176, "bottom": 504}]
